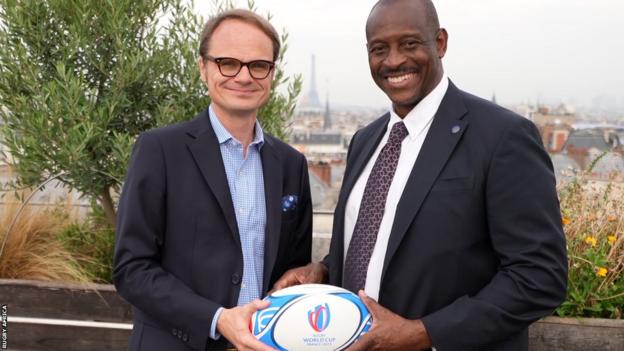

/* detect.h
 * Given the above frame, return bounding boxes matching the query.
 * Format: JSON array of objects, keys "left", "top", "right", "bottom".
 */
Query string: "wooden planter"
[
  {"left": 528, "top": 316, "right": 624, "bottom": 351},
  {"left": 2, "top": 279, "right": 623, "bottom": 350},
  {"left": 1, "top": 279, "right": 132, "bottom": 351}
]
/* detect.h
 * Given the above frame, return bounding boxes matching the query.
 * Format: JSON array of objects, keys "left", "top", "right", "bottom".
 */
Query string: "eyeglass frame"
[{"left": 204, "top": 55, "right": 276, "bottom": 79}]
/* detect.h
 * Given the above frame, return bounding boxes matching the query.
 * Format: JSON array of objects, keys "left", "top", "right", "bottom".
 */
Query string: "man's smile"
[{"left": 386, "top": 72, "right": 417, "bottom": 86}]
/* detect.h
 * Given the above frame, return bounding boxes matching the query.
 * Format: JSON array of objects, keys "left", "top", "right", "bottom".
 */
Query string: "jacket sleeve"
[
  {"left": 113, "top": 132, "right": 221, "bottom": 351},
  {"left": 421, "top": 117, "right": 568, "bottom": 350}
]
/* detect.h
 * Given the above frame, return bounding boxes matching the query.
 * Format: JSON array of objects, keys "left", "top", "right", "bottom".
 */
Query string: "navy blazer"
[
  {"left": 326, "top": 82, "right": 567, "bottom": 351},
  {"left": 113, "top": 108, "right": 312, "bottom": 351}
]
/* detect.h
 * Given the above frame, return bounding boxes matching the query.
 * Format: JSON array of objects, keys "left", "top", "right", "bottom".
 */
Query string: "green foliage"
[
  {"left": 0, "top": 0, "right": 301, "bottom": 224},
  {"left": 0, "top": 0, "right": 205, "bottom": 224},
  {"left": 556, "top": 169, "right": 624, "bottom": 319},
  {"left": 57, "top": 204, "right": 116, "bottom": 283}
]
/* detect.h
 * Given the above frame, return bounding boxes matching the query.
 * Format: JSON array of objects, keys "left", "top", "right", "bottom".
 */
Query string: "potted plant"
[{"left": 529, "top": 163, "right": 624, "bottom": 350}]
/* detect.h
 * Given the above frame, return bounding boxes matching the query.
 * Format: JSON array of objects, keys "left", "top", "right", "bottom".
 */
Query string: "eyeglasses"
[{"left": 205, "top": 55, "right": 275, "bottom": 79}]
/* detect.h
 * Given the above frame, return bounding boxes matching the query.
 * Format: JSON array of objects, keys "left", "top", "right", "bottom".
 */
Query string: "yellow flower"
[
  {"left": 608, "top": 235, "right": 617, "bottom": 245},
  {"left": 595, "top": 267, "right": 608, "bottom": 277},
  {"left": 584, "top": 236, "right": 597, "bottom": 247},
  {"left": 562, "top": 217, "right": 571, "bottom": 225}
]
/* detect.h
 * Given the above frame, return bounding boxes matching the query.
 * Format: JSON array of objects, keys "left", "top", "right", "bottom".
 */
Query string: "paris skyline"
[{"left": 195, "top": 0, "right": 624, "bottom": 113}]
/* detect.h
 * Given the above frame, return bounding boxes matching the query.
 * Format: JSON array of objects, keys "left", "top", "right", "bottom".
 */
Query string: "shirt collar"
[
  {"left": 208, "top": 105, "right": 265, "bottom": 149},
  {"left": 388, "top": 73, "right": 449, "bottom": 140}
]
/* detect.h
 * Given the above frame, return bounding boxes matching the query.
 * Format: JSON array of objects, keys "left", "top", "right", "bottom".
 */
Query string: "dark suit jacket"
[
  {"left": 113, "top": 108, "right": 312, "bottom": 351},
  {"left": 325, "top": 82, "right": 567, "bottom": 351}
]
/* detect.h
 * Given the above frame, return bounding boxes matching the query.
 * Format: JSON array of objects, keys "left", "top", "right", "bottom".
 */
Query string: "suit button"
[
  {"left": 172, "top": 328, "right": 177, "bottom": 336},
  {"left": 177, "top": 329, "right": 183, "bottom": 338},
  {"left": 231, "top": 273, "right": 241, "bottom": 285},
  {"left": 183, "top": 333, "right": 189, "bottom": 342}
]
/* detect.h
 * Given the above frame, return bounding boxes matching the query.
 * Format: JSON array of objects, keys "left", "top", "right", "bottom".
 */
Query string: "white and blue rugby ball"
[{"left": 251, "top": 284, "right": 372, "bottom": 351}]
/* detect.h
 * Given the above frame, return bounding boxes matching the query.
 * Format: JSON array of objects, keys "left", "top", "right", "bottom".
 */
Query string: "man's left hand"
[
  {"left": 269, "top": 262, "right": 328, "bottom": 294},
  {"left": 346, "top": 290, "right": 433, "bottom": 351}
]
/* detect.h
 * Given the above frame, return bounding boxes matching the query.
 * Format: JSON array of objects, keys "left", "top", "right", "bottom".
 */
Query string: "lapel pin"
[{"left": 451, "top": 125, "right": 461, "bottom": 134}]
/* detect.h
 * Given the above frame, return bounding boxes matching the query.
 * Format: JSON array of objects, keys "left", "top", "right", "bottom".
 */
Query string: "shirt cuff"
[{"left": 210, "top": 307, "right": 224, "bottom": 340}]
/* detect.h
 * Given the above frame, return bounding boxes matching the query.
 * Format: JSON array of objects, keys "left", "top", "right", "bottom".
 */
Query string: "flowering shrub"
[{"left": 556, "top": 171, "right": 624, "bottom": 318}]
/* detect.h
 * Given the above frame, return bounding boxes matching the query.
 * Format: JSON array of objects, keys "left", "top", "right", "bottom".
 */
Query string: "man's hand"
[
  {"left": 216, "top": 299, "right": 276, "bottom": 351},
  {"left": 347, "top": 291, "right": 432, "bottom": 351},
  {"left": 270, "top": 262, "right": 328, "bottom": 293}
]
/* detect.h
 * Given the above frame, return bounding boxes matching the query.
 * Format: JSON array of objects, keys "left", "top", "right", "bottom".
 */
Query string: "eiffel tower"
[{"left": 303, "top": 54, "right": 322, "bottom": 109}]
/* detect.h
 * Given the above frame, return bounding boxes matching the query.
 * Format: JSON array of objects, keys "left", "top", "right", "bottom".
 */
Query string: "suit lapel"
[
  {"left": 339, "top": 114, "right": 390, "bottom": 210},
  {"left": 381, "top": 83, "right": 469, "bottom": 280},
  {"left": 330, "top": 115, "right": 389, "bottom": 284},
  {"left": 260, "top": 138, "right": 283, "bottom": 292},
  {"left": 186, "top": 110, "right": 241, "bottom": 246}
]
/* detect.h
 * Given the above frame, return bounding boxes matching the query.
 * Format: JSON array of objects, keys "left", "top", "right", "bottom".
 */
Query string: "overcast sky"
[{"left": 195, "top": 0, "right": 624, "bottom": 110}]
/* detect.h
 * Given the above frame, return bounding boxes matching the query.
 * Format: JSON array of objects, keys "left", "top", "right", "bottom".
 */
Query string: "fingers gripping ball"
[{"left": 251, "top": 284, "right": 372, "bottom": 351}]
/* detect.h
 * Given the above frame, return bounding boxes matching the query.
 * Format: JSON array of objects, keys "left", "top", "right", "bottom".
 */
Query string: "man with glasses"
[{"left": 114, "top": 9, "right": 312, "bottom": 351}]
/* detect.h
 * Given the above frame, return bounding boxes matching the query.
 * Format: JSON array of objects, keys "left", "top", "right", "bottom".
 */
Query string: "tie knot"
[{"left": 388, "top": 122, "right": 408, "bottom": 145}]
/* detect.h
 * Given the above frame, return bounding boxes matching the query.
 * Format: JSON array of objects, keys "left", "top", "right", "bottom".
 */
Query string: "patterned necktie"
[{"left": 344, "top": 121, "right": 409, "bottom": 293}]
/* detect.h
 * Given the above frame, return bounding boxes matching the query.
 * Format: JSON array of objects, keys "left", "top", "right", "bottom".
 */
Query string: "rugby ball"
[{"left": 251, "top": 284, "right": 372, "bottom": 351}]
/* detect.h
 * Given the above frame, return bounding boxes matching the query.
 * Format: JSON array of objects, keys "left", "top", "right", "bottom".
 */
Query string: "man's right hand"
[
  {"left": 216, "top": 300, "right": 276, "bottom": 351},
  {"left": 270, "top": 262, "right": 329, "bottom": 293}
]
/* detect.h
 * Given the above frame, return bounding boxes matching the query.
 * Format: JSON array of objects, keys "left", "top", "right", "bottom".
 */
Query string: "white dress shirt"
[{"left": 344, "top": 75, "right": 449, "bottom": 301}]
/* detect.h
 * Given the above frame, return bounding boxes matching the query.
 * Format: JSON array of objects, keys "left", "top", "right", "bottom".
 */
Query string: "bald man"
[{"left": 273, "top": 1, "right": 567, "bottom": 350}]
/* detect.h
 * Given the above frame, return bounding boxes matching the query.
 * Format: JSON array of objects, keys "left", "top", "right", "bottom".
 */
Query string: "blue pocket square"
[{"left": 282, "top": 195, "right": 298, "bottom": 212}]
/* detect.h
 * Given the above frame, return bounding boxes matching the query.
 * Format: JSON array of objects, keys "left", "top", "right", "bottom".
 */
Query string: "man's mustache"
[{"left": 380, "top": 66, "right": 419, "bottom": 77}]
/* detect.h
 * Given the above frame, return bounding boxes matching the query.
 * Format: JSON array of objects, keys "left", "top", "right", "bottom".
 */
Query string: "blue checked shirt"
[{"left": 208, "top": 105, "right": 267, "bottom": 339}]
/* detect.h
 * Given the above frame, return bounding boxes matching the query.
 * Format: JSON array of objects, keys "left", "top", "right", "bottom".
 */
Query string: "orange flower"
[
  {"left": 562, "top": 217, "right": 571, "bottom": 225},
  {"left": 595, "top": 267, "right": 608, "bottom": 278},
  {"left": 607, "top": 215, "right": 618, "bottom": 222},
  {"left": 608, "top": 235, "right": 617, "bottom": 245},
  {"left": 584, "top": 236, "right": 597, "bottom": 247}
]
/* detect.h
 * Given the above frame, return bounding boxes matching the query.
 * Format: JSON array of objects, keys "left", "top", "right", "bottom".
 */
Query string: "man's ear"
[
  {"left": 198, "top": 57, "right": 207, "bottom": 83},
  {"left": 436, "top": 28, "right": 448, "bottom": 59}
]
